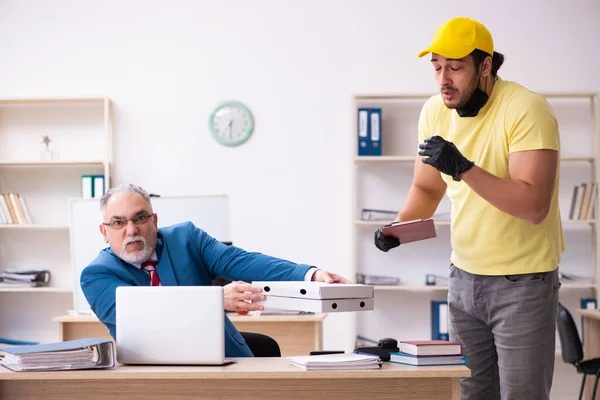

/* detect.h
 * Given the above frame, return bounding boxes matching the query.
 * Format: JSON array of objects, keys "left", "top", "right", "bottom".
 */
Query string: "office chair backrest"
[
  {"left": 556, "top": 303, "right": 584, "bottom": 365},
  {"left": 240, "top": 332, "right": 281, "bottom": 357}
]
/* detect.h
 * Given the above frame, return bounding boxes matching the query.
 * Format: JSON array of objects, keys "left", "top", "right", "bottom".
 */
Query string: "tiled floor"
[{"left": 551, "top": 354, "right": 582, "bottom": 399}]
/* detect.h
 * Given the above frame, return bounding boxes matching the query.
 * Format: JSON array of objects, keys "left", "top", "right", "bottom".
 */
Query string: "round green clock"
[{"left": 208, "top": 101, "right": 254, "bottom": 147}]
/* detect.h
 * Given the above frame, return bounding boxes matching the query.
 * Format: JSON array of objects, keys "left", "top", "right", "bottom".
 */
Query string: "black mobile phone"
[{"left": 309, "top": 350, "right": 345, "bottom": 356}]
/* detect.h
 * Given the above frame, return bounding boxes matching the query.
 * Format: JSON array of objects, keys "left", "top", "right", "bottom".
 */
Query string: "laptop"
[{"left": 115, "top": 286, "right": 232, "bottom": 365}]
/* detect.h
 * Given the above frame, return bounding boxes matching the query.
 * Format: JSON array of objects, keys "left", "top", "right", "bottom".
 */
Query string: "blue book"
[
  {"left": 0, "top": 338, "right": 115, "bottom": 372},
  {"left": 357, "top": 108, "right": 370, "bottom": 156},
  {"left": 368, "top": 108, "right": 382, "bottom": 156},
  {"left": 389, "top": 351, "right": 466, "bottom": 366}
]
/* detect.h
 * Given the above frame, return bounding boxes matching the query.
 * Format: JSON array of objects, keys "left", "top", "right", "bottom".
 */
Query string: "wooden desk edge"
[
  {"left": 0, "top": 359, "right": 470, "bottom": 381},
  {"left": 575, "top": 309, "right": 600, "bottom": 319},
  {"left": 53, "top": 314, "right": 328, "bottom": 323}
]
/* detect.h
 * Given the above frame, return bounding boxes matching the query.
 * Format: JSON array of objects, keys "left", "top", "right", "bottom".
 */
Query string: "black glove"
[
  {"left": 374, "top": 225, "right": 400, "bottom": 252},
  {"left": 418, "top": 135, "right": 474, "bottom": 181}
]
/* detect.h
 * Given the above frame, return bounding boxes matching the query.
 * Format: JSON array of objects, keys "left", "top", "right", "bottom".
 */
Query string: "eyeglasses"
[{"left": 102, "top": 213, "right": 154, "bottom": 229}]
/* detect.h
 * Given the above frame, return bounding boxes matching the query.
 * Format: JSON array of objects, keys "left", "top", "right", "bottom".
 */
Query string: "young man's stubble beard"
[{"left": 443, "top": 70, "right": 481, "bottom": 110}]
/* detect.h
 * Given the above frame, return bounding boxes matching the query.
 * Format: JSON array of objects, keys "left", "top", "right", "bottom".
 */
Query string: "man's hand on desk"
[
  {"left": 223, "top": 281, "right": 266, "bottom": 312},
  {"left": 311, "top": 269, "right": 352, "bottom": 284}
]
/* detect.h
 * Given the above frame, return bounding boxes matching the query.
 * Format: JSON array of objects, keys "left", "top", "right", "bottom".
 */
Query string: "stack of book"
[
  {"left": 568, "top": 182, "right": 597, "bottom": 220},
  {"left": 0, "top": 193, "right": 32, "bottom": 225},
  {"left": 389, "top": 340, "right": 466, "bottom": 366}
]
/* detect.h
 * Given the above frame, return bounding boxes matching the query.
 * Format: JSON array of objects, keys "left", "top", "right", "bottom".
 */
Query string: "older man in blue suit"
[{"left": 81, "top": 183, "right": 350, "bottom": 357}]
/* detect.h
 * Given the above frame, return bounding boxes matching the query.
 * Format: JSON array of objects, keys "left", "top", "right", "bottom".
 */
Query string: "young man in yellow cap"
[{"left": 374, "top": 16, "right": 562, "bottom": 400}]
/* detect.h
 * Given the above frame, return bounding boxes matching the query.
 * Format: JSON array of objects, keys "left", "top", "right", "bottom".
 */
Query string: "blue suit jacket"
[{"left": 80, "top": 221, "right": 311, "bottom": 357}]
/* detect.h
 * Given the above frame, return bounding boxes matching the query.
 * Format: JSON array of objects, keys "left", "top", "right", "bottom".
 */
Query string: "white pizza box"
[
  {"left": 253, "top": 295, "right": 374, "bottom": 314},
  {"left": 251, "top": 281, "right": 374, "bottom": 300}
]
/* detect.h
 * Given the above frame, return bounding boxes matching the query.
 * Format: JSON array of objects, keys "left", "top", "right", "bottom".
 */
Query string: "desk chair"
[
  {"left": 240, "top": 332, "right": 281, "bottom": 357},
  {"left": 557, "top": 303, "right": 600, "bottom": 400}
]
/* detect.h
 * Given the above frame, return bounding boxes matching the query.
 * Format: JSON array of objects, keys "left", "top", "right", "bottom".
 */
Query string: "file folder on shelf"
[
  {"left": 431, "top": 301, "right": 449, "bottom": 341},
  {"left": 369, "top": 108, "right": 382, "bottom": 156},
  {"left": 93, "top": 175, "right": 105, "bottom": 199},
  {"left": 81, "top": 175, "right": 93, "bottom": 199},
  {"left": 357, "top": 108, "right": 370, "bottom": 156},
  {"left": 580, "top": 297, "right": 598, "bottom": 344},
  {"left": 360, "top": 208, "right": 398, "bottom": 221},
  {"left": 0, "top": 338, "right": 115, "bottom": 372}
]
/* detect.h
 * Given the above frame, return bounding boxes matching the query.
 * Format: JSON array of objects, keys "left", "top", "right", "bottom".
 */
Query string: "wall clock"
[{"left": 208, "top": 101, "right": 255, "bottom": 147}]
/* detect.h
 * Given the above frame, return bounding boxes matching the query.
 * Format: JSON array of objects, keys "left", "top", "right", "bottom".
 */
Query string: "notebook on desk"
[{"left": 116, "top": 286, "right": 234, "bottom": 366}]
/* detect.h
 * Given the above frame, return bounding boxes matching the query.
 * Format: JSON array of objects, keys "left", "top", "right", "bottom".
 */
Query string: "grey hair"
[{"left": 100, "top": 184, "right": 153, "bottom": 216}]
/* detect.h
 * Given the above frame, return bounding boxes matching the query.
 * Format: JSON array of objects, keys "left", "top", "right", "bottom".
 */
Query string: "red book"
[
  {"left": 380, "top": 219, "right": 436, "bottom": 244},
  {"left": 399, "top": 340, "right": 462, "bottom": 356}
]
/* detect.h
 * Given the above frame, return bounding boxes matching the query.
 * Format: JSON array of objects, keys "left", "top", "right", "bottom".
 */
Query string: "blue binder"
[
  {"left": 580, "top": 297, "right": 597, "bottom": 344},
  {"left": 92, "top": 175, "right": 105, "bottom": 198},
  {"left": 357, "top": 108, "right": 370, "bottom": 156},
  {"left": 369, "top": 108, "right": 382, "bottom": 156},
  {"left": 431, "top": 300, "right": 449, "bottom": 341},
  {"left": 0, "top": 338, "right": 115, "bottom": 372}
]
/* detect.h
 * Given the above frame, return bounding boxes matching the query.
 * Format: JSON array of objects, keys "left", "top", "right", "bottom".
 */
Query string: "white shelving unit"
[
  {"left": 351, "top": 91, "right": 600, "bottom": 346},
  {"left": 0, "top": 97, "right": 112, "bottom": 344}
]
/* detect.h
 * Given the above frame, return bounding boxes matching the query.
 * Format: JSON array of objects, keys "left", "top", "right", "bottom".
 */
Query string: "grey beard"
[{"left": 120, "top": 236, "right": 153, "bottom": 264}]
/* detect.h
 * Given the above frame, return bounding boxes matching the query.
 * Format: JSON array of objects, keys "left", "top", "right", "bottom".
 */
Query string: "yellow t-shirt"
[{"left": 418, "top": 79, "right": 564, "bottom": 275}]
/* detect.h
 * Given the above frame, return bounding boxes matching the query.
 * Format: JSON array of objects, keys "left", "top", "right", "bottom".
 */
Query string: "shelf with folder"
[
  {"left": 0, "top": 287, "right": 72, "bottom": 293},
  {"left": 0, "top": 224, "right": 69, "bottom": 230}
]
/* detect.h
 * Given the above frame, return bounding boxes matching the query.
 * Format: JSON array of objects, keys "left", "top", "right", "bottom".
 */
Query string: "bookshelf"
[
  {"left": 0, "top": 97, "right": 113, "bottom": 344},
  {"left": 351, "top": 91, "right": 600, "bottom": 348}
]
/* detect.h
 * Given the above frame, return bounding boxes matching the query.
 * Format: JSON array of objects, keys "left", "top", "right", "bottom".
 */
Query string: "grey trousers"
[{"left": 448, "top": 264, "right": 560, "bottom": 400}]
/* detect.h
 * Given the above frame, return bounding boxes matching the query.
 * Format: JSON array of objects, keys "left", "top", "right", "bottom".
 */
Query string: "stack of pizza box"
[{"left": 251, "top": 281, "right": 374, "bottom": 313}]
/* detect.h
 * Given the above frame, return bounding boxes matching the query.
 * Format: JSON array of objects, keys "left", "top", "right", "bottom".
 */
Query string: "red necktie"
[{"left": 141, "top": 260, "right": 161, "bottom": 286}]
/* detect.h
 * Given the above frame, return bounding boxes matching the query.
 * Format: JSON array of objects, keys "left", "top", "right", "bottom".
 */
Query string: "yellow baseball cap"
[{"left": 418, "top": 17, "right": 494, "bottom": 59}]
